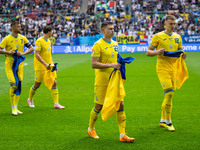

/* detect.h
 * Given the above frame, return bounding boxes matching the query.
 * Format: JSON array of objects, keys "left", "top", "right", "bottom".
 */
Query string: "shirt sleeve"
[
  {"left": 24, "top": 36, "right": 32, "bottom": 48},
  {"left": 91, "top": 43, "right": 100, "bottom": 58},
  {"left": 150, "top": 34, "right": 158, "bottom": 48},
  {"left": 0, "top": 37, "right": 7, "bottom": 49},
  {"left": 35, "top": 40, "right": 42, "bottom": 52},
  {"left": 178, "top": 36, "right": 183, "bottom": 50}
]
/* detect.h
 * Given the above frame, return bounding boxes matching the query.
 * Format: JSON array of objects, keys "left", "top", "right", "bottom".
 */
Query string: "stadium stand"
[{"left": 0, "top": 0, "right": 199, "bottom": 45}]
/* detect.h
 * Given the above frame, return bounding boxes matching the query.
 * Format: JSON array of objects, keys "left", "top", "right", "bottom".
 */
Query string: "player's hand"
[
  {"left": 111, "top": 63, "right": 121, "bottom": 69},
  {"left": 8, "top": 50, "right": 16, "bottom": 55},
  {"left": 16, "top": 52, "right": 24, "bottom": 56},
  {"left": 182, "top": 53, "right": 186, "bottom": 59},
  {"left": 45, "top": 64, "right": 51, "bottom": 70},
  {"left": 157, "top": 48, "right": 165, "bottom": 55}
]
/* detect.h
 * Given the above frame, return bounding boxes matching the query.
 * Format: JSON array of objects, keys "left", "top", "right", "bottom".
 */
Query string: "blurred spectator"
[{"left": 0, "top": 0, "right": 199, "bottom": 44}]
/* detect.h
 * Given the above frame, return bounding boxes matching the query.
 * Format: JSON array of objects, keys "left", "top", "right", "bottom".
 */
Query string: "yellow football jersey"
[
  {"left": 34, "top": 37, "right": 52, "bottom": 71},
  {"left": 91, "top": 38, "right": 119, "bottom": 86},
  {"left": 151, "top": 31, "right": 183, "bottom": 71},
  {"left": 0, "top": 34, "right": 31, "bottom": 63}
]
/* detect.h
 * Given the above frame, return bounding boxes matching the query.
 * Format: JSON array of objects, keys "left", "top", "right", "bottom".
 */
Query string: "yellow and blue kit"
[
  {"left": 34, "top": 37, "right": 53, "bottom": 82},
  {"left": 0, "top": 34, "right": 31, "bottom": 84},
  {"left": 91, "top": 38, "right": 119, "bottom": 105},
  {"left": 151, "top": 31, "right": 183, "bottom": 90}
]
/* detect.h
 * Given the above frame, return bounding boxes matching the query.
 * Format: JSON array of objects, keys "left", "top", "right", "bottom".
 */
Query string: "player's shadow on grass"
[{"left": 65, "top": 136, "right": 134, "bottom": 149}]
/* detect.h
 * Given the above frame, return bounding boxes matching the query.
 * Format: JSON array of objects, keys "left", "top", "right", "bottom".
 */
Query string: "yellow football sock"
[
  {"left": 116, "top": 109, "right": 126, "bottom": 134},
  {"left": 161, "top": 102, "right": 166, "bottom": 120},
  {"left": 15, "top": 95, "right": 20, "bottom": 108},
  {"left": 29, "top": 85, "right": 36, "bottom": 100},
  {"left": 162, "top": 90, "right": 174, "bottom": 121},
  {"left": 51, "top": 88, "right": 59, "bottom": 103},
  {"left": 10, "top": 86, "right": 17, "bottom": 109},
  {"left": 89, "top": 108, "right": 99, "bottom": 129}
]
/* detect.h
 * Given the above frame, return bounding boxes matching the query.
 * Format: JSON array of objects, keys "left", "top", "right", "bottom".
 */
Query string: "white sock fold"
[
  {"left": 160, "top": 119, "right": 166, "bottom": 123},
  {"left": 166, "top": 120, "right": 172, "bottom": 125},
  {"left": 120, "top": 133, "right": 125, "bottom": 138},
  {"left": 88, "top": 127, "right": 93, "bottom": 131}
]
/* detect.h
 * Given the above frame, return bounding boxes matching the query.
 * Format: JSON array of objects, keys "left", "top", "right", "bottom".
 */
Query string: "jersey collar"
[
  {"left": 11, "top": 34, "right": 18, "bottom": 38},
  {"left": 42, "top": 37, "right": 48, "bottom": 41},
  {"left": 163, "top": 31, "right": 173, "bottom": 36},
  {"left": 102, "top": 38, "right": 112, "bottom": 44}
]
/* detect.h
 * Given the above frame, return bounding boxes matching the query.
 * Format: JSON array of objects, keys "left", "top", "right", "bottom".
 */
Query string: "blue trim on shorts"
[
  {"left": 164, "top": 89, "right": 174, "bottom": 94},
  {"left": 11, "top": 83, "right": 17, "bottom": 87}
]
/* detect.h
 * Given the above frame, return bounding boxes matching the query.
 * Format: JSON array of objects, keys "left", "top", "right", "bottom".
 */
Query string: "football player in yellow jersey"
[
  {"left": 88, "top": 21, "right": 135, "bottom": 143},
  {"left": 0, "top": 20, "right": 34, "bottom": 115},
  {"left": 147, "top": 15, "right": 187, "bottom": 131},
  {"left": 27, "top": 25, "right": 65, "bottom": 109}
]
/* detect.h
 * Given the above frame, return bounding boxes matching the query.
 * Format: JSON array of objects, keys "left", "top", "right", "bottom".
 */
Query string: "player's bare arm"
[
  {"left": 91, "top": 57, "right": 121, "bottom": 69},
  {"left": 35, "top": 50, "right": 50, "bottom": 70},
  {"left": 17, "top": 45, "right": 34, "bottom": 56},
  {"left": 0, "top": 48, "right": 15, "bottom": 55},
  {"left": 146, "top": 45, "right": 165, "bottom": 56}
]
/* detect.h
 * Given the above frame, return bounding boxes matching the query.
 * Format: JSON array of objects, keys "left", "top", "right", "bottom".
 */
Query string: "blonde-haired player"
[
  {"left": 147, "top": 15, "right": 187, "bottom": 131},
  {"left": 27, "top": 25, "right": 65, "bottom": 109},
  {"left": 0, "top": 20, "right": 34, "bottom": 115},
  {"left": 88, "top": 21, "right": 135, "bottom": 142}
]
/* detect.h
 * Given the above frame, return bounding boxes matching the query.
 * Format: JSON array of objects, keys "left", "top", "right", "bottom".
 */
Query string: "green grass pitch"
[{"left": 0, "top": 52, "right": 199, "bottom": 150}]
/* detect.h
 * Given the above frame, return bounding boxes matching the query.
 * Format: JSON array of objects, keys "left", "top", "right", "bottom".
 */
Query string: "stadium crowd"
[{"left": 0, "top": 0, "right": 199, "bottom": 42}]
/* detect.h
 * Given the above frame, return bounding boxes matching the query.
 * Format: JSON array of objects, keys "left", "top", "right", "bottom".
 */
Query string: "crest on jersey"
[
  {"left": 36, "top": 45, "right": 39, "bottom": 48},
  {"left": 112, "top": 52, "right": 114, "bottom": 58},
  {"left": 169, "top": 44, "right": 173, "bottom": 49},
  {"left": 16, "top": 45, "right": 19, "bottom": 48}
]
